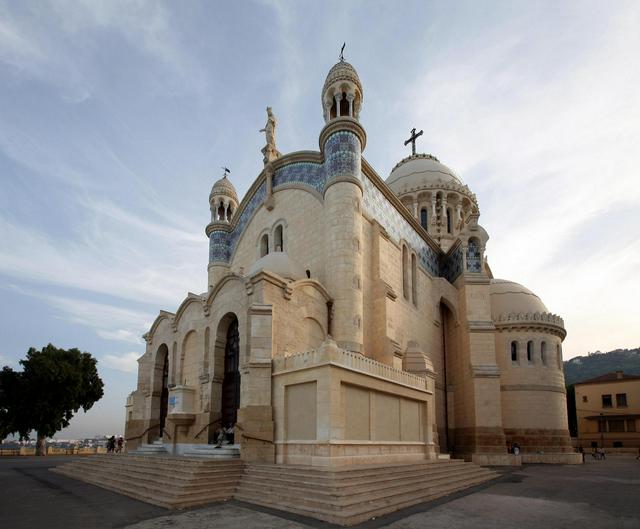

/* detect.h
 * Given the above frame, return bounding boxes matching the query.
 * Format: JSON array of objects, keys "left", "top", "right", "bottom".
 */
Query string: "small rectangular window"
[
  {"left": 616, "top": 393, "right": 627, "bottom": 407},
  {"left": 602, "top": 394, "right": 613, "bottom": 408},
  {"left": 582, "top": 395, "right": 588, "bottom": 403}
]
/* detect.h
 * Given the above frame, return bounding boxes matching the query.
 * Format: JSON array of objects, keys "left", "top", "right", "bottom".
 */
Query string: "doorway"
[{"left": 220, "top": 316, "right": 240, "bottom": 427}]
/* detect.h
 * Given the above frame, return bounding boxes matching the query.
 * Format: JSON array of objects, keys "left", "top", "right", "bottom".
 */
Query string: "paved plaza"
[{"left": 1, "top": 456, "right": 638, "bottom": 529}]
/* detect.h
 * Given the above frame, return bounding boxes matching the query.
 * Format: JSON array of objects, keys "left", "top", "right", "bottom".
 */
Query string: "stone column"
[{"left": 335, "top": 92, "right": 343, "bottom": 117}]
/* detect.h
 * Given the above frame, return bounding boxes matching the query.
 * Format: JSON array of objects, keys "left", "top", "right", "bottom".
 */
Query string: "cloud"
[{"left": 100, "top": 351, "right": 141, "bottom": 374}]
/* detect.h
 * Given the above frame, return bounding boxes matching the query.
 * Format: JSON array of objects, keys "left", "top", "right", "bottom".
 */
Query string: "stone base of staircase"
[
  {"left": 52, "top": 456, "right": 498, "bottom": 525},
  {"left": 183, "top": 444, "right": 240, "bottom": 459},
  {"left": 235, "top": 459, "right": 499, "bottom": 526},
  {"left": 51, "top": 454, "right": 244, "bottom": 509},
  {"left": 129, "top": 438, "right": 168, "bottom": 456}
]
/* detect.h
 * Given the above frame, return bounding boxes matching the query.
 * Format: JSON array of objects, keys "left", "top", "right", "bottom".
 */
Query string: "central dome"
[{"left": 386, "top": 154, "right": 462, "bottom": 195}]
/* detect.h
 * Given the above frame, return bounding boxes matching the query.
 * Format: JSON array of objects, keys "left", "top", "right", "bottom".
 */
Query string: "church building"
[{"left": 124, "top": 58, "right": 579, "bottom": 466}]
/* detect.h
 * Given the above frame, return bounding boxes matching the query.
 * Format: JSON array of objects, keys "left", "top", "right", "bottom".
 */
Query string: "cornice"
[
  {"left": 319, "top": 117, "right": 367, "bottom": 152},
  {"left": 494, "top": 311, "right": 567, "bottom": 339}
]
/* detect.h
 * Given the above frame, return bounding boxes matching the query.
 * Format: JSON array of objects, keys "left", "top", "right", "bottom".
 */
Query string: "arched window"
[
  {"left": 411, "top": 253, "right": 417, "bottom": 305},
  {"left": 217, "top": 202, "right": 225, "bottom": 221},
  {"left": 339, "top": 92, "right": 349, "bottom": 117},
  {"left": 446, "top": 208, "right": 452, "bottom": 234},
  {"left": 541, "top": 341, "right": 547, "bottom": 366},
  {"left": 274, "top": 225, "right": 283, "bottom": 252},
  {"left": 420, "top": 208, "right": 428, "bottom": 229},
  {"left": 527, "top": 341, "right": 533, "bottom": 363},
  {"left": 260, "top": 234, "right": 269, "bottom": 257},
  {"left": 466, "top": 238, "right": 482, "bottom": 273},
  {"left": 402, "top": 245, "right": 409, "bottom": 300},
  {"left": 511, "top": 341, "right": 518, "bottom": 363}
]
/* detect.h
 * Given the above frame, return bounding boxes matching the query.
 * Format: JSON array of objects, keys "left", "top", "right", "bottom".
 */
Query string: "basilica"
[{"left": 124, "top": 59, "right": 579, "bottom": 466}]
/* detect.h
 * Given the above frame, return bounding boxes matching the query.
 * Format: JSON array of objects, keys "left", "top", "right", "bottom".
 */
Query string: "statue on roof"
[{"left": 259, "top": 106, "right": 280, "bottom": 165}]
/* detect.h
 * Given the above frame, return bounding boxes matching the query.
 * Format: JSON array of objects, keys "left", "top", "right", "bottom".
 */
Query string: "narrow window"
[
  {"left": 260, "top": 234, "right": 269, "bottom": 257},
  {"left": 602, "top": 394, "right": 613, "bottom": 408},
  {"left": 541, "top": 341, "right": 547, "bottom": 365},
  {"left": 402, "top": 245, "right": 409, "bottom": 300},
  {"left": 510, "top": 341, "right": 518, "bottom": 363},
  {"left": 616, "top": 393, "right": 628, "bottom": 407},
  {"left": 627, "top": 419, "right": 636, "bottom": 432},
  {"left": 446, "top": 208, "right": 452, "bottom": 234},
  {"left": 582, "top": 395, "right": 588, "bottom": 403},
  {"left": 557, "top": 344, "right": 562, "bottom": 369},
  {"left": 527, "top": 341, "right": 533, "bottom": 363},
  {"left": 420, "top": 208, "right": 428, "bottom": 229},
  {"left": 274, "top": 225, "right": 283, "bottom": 252},
  {"left": 466, "top": 238, "right": 481, "bottom": 272},
  {"left": 411, "top": 253, "right": 417, "bottom": 306}
]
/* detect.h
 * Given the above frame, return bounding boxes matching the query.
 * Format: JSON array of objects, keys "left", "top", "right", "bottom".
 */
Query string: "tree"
[{"left": 0, "top": 344, "right": 104, "bottom": 455}]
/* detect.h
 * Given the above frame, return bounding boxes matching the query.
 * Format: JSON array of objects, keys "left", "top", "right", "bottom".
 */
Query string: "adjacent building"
[{"left": 574, "top": 371, "right": 640, "bottom": 450}]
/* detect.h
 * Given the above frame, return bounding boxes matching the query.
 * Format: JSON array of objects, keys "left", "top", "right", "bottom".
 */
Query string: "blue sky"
[{"left": 1, "top": 1, "right": 638, "bottom": 438}]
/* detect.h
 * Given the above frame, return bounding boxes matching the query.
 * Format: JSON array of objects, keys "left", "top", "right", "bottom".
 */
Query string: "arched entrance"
[
  {"left": 152, "top": 344, "right": 169, "bottom": 440},
  {"left": 439, "top": 301, "right": 457, "bottom": 454},
  {"left": 220, "top": 316, "right": 240, "bottom": 427}
]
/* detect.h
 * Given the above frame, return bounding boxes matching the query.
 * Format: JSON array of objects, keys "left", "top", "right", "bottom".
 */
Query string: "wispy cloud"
[{"left": 100, "top": 351, "right": 141, "bottom": 373}]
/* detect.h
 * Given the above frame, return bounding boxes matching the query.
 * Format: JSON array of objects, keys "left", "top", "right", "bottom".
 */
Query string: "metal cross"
[{"left": 404, "top": 128, "right": 423, "bottom": 155}]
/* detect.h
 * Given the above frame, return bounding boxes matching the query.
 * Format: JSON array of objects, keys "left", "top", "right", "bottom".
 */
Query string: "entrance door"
[
  {"left": 159, "top": 352, "right": 169, "bottom": 437},
  {"left": 221, "top": 317, "right": 240, "bottom": 427}
]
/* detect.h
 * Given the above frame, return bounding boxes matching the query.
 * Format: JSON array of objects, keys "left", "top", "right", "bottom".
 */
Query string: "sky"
[{"left": 0, "top": 0, "right": 638, "bottom": 439}]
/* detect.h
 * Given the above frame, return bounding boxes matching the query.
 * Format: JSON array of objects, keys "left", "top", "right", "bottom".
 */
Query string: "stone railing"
[
  {"left": 272, "top": 345, "right": 429, "bottom": 392},
  {"left": 495, "top": 311, "right": 566, "bottom": 337}
]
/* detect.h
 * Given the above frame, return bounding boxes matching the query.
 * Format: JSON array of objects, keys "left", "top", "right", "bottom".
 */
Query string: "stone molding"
[
  {"left": 319, "top": 117, "right": 367, "bottom": 152},
  {"left": 471, "top": 364, "right": 501, "bottom": 378},
  {"left": 500, "top": 384, "right": 566, "bottom": 394},
  {"left": 494, "top": 311, "right": 566, "bottom": 338},
  {"left": 272, "top": 345, "right": 430, "bottom": 393}
]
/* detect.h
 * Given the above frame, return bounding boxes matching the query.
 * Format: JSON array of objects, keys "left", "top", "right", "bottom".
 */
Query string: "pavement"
[{"left": 1, "top": 455, "right": 638, "bottom": 529}]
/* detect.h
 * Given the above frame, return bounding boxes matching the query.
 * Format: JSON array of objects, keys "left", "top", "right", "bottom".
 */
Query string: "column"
[
  {"left": 335, "top": 92, "right": 343, "bottom": 117},
  {"left": 347, "top": 93, "right": 354, "bottom": 117}
]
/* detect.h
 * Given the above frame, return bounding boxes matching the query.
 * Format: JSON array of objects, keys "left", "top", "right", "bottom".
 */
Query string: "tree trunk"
[{"left": 36, "top": 432, "right": 47, "bottom": 456}]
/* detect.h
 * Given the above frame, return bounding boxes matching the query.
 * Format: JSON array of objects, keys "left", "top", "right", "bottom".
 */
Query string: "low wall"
[{"left": 0, "top": 447, "right": 109, "bottom": 456}]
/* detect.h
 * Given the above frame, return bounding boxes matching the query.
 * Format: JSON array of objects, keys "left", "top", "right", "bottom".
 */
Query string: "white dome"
[
  {"left": 386, "top": 154, "right": 462, "bottom": 195},
  {"left": 489, "top": 279, "right": 548, "bottom": 320},
  {"left": 248, "top": 251, "right": 306, "bottom": 281},
  {"left": 209, "top": 176, "right": 238, "bottom": 203}
]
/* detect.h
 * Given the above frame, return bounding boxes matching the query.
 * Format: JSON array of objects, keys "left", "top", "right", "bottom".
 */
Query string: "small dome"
[
  {"left": 248, "top": 251, "right": 306, "bottom": 281},
  {"left": 210, "top": 176, "right": 238, "bottom": 203},
  {"left": 489, "top": 279, "right": 548, "bottom": 320},
  {"left": 386, "top": 154, "right": 462, "bottom": 195},
  {"left": 322, "top": 60, "right": 363, "bottom": 98}
]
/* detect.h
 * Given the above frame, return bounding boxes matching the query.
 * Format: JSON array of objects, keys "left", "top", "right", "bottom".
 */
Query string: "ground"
[{"left": 1, "top": 456, "right": 638, "bottom": 529}]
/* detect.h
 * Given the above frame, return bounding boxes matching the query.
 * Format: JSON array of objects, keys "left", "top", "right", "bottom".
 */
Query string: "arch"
[
  {"left": 411, "top": 252, "right": 417, "bottom": 306},
  {"left": 180, "top": 330, "right": 197, "bottom": 385},
  {"left": 402, "top": 244, "right": 409, "bottom": 300},
  {"left": 511, "top": 341, "right": 518, "bottom": 363},
  {"left": 274, "top": 224, "right": 284, "bottom": 252},
  {"left": 420, "top": 208, "right": 428, "bottom": 229},
  {"left": 174, "top": 293, "right": 203, "bottom": 328},
  {"left": 339, "top": 91, "right": 349, "bottom": 116},
  {"left": 527, "top": 340, "right": 534, "bottom": 363},
  {"left": 214, "top": 313, "right": 241, "bottom": 427},
  {"left": 438, "top": 301, "right": 459, "bottom": 454},
  {"left": 150, "top": 344, "right": 169, "bottom": 440},
  {"left": 541, "top": 341, "right": 547, "bottom": 366},
  {"left": 146, "top": 310, "right": 174, "bottom": 344},
  {"left": 260, "top": 233, "right": 269, "bottom": 257},
  {"left": 303, "top": 317, "right": 326, "bottom": 350}
]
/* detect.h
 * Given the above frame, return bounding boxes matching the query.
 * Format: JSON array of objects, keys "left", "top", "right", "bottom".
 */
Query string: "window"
[
  {"left": 527, "top": 341, "right": 533, "bottom": 363},
  {"left": 402, "top": 245, "right": 409, "bottom": 300},
  {"left": 420, "top": 208, "right": 428, "bottom": 229},
  {"left": 582, "top": 396, "right": 588, "bottom": 403},
  {"left": 613, "top": 441, "right": 623, "bottom": 448},
  {"left": 597, "top": 419, "right": 605, "bottom": 433},
  {"left": 616, "top": 393, "right": 627, "bottom": 407},
  {"left": 602, "top": 394, "right": 613, "bottom": 408},
  {"left": 466, "top": 238, "right": 482, "bottom": 273},
  {"left": 541, "top": 341, "right": 547, "bottom": 365},
  {"left": 627, "top": 420, "right": 636, "bottom": 432},
  {"left": 557, "top": 344, "right": 562, "bottom": 369},
  {"left": 260, "top": 234, "right": 269, "bottom": 257},
  {"left": 608, "top": 419, "right": 625, "bottom": 433},
  {"left": 446, "top": 208, "right": 452, "bottom": 234},
  {"left": 411, "top": 253, "right": 417, "bottom": 306},
  {"left": 510, "top": 341, "right": 518, "bottom": 363},
  {"left": 274, "top": 224, "right": 283, "bottom": 252}
]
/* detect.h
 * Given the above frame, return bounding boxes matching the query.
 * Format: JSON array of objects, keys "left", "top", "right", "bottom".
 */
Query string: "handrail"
[
  {"left": 194, "top": 418, "right": 221, "bottom": 439},
  {"left": 125, "top": 423, "right": 160, "bottom": 442},
  {"left": 235, "top": 422, "right": 272, "bottom": 443}
]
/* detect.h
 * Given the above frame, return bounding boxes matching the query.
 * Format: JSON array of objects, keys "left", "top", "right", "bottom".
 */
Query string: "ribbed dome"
[
  {"left": 322, "top": 61, "right": 363, "bottom": 98},
  {"left": 386, "top": 154, "right": 462, "bottom": 195},
  {"left": 209, "top": 176, "right": 238, "bottom": 203},
  {"left": 248, "top": 251, "right": 306, "bottom": 281},
  {"left": 489, "top": 279, "right": 548, "bottom": 320}
]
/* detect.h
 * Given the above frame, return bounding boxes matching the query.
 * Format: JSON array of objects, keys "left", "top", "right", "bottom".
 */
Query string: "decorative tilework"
[
  {"left": 209, "top": 181, "right": 267, "bottom": 263},
  {"left": 325, "top": 131, "right": 361, "bottom": 183},
  {"left": 362, "top": 175, "right": 441, "bottom": 277},
  {"left": 273, "top": 162, "right": 325, "bottom": 194},
  {"left": 466, "top": 238, "right": 482, "bottom": 273},
  {"left": 442, "top": 244, "right": 463, "bottom": 283}
]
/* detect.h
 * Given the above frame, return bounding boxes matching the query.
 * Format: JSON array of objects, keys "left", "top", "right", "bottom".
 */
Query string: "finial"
[
  {"left": 221, "top": 166, "right": 230, "bottom": 179},
  {"left": 339, "top": 42, "right": 345, "bottom": 62},
  {"left": 404, "top": 128, "right": 424, "bottom": 156}
]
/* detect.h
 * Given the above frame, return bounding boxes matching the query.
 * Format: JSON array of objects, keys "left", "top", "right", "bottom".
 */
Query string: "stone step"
[
  {"left": 236, "top": 467, "right": 494, "bottom": 509},
  {"left": 240, "top": 465, "right": 490, "bottom": 496},
  {"left": 235, "top": 469, "right": 496, "bottom": 525},
  {"left": 182, "top": 446, "right": 241, "bottom": 459},
  {"left": 88, "top": 454, "right": 243, "bottom": 470}
]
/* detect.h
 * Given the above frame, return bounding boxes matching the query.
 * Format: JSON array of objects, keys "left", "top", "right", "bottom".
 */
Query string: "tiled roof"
[{"left": 575, "top": 371, "right": 640, "bottom": 385}]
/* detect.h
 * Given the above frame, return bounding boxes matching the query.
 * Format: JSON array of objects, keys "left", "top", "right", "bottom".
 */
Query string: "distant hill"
[{"left": 564, "top": 348, "right": 640, "bottom": 385}]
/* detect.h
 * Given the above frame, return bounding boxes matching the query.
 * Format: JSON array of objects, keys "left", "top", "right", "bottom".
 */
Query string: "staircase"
[
  {"left": 235, "top": 459, "right": 499, "bottom": 526},
  {"left": 51, "top": 454, "right": 244, "bottom": 509},
  {"left": 129, "top": 438, "right": 168, "bottom": 456},
  {"left": 183, "top": 444, "right": 240, "bottom": 459}
]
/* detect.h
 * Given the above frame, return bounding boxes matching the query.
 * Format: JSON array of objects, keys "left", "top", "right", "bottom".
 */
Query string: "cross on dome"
[{"left": 404, "top": 128, "right": 423, "bottom": 156}]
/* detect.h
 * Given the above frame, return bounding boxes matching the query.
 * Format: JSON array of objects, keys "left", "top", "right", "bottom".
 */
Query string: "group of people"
[{"left": 107, "top": 435, "right": 124, "bottom": 454}]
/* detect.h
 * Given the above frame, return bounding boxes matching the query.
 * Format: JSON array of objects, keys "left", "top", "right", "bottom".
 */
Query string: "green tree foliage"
[
  {"left": 564, "top": 348, "right": 640, "bottom": 385},
  {"left": 0, "top": 344, "right": 104, "bottom": 455}
]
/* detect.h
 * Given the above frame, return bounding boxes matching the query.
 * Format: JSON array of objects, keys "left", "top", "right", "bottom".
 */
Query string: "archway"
[
  {"left": 438, "top": 301, "right": 457, "bottom": 454},
  {"left": 152, "top": 344, "right": 169, "bottom": 440},
  {"left": 219, "top": 315, "right": 240, "bottom": 427}
]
